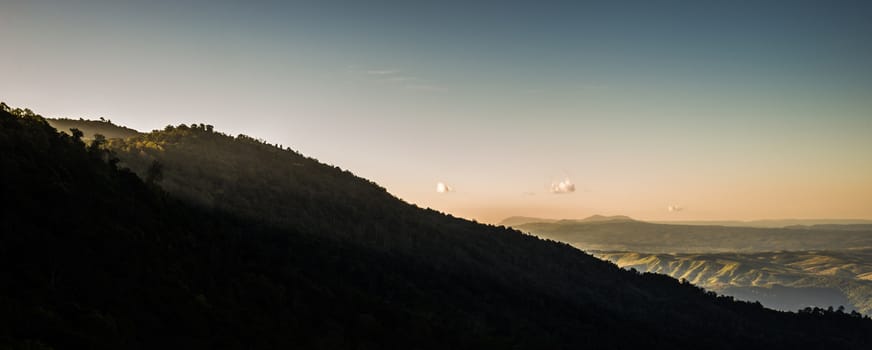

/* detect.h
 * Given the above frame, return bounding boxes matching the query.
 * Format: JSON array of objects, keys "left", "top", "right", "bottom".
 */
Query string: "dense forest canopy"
[{"left": 2, "top": 103, "right": 871, "bottom": 349}]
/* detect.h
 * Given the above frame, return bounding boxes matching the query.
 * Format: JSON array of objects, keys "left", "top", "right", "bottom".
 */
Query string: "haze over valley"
[{"left": 505, "top": 216, "right": 872, "bottom": 316}]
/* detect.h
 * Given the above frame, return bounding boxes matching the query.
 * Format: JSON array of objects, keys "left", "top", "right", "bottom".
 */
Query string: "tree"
[
  {"left": 70, "top": 128, "right": 84, "bottom": 141},
  {"left": 88, "top": 134, "right": 107, "bottom": 155},
  {"left": 145, "top": 160, "right": 164, "bottom": 185}
]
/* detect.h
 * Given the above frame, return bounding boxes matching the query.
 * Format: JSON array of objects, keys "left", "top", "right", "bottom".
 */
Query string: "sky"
[{"left": 2, "top": 0, "right": 871, "bottom": 223}]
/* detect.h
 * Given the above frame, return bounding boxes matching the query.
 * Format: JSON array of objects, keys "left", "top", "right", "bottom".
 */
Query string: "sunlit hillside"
[{"left": 596, "top": 250, "right": 872, "bottom": 315}]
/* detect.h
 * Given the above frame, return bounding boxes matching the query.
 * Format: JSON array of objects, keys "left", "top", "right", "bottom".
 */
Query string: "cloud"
[
  {"left": 550, "top": 178, "right": 576, "bottom": 194},
  {"left": 436, "top": 182, "right": 454, "bottom": 193},
  {"left": 667, "top": 205, "right": 684, "bottom": 212},
  {"left": 358, "top": 67, "right": 443, "bottom": 91}
]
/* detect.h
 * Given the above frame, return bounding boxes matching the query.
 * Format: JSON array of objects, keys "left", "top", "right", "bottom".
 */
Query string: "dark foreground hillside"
[{"left": 2, "top": 105, "right": 872, "bottom": 349}]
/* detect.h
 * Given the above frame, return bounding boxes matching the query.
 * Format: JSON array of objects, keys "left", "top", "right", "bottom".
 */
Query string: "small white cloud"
[
  {"left": 550, "top": 178, "right": 576, "bottom": 194},
  {"left": 436, "top": 182, "right": 454, "bottom": 193},
  {"left": 358, "top": 67, "right": 443, "bottom": 91},
  {"left": 667, "top": 205, "right": 684, "bottom": 212}
]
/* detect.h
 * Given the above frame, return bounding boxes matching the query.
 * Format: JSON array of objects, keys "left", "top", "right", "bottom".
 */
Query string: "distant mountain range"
[
  {"left": 500, "top": 216, "right": 872, "bottom": 229},
  {"left": 499, "top": 214, "right": 634, "bottom": 227},
  {"left": 510, "top": 219, "right": 872, "bottom": 253},
  {"left": 1, "top": 108, "right": 870, "bottom": 348}
]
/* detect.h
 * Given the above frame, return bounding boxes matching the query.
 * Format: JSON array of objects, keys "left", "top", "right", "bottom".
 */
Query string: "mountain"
[
  {"left": 513, "top": 220, "right": 872, "bottom": 253},
  {"left": 503, "top": 217, "right": 872, "bottom": 230},
  {"left": 499, "top": 215, "right": 634, "bottom": 227},
  {"left": 3, "top": 105, "right": 872, "bottom": 349},
  {"left": 498, "top": 216, "right": 557, "bottom": 226},
  {"left": 578, "top": 214, "right": 635, "bottom": 223}
]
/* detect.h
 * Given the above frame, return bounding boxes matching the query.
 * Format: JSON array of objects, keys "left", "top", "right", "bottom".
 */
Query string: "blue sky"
[{"left": 2, "top": 0, "right": 871, "bottom": 222}]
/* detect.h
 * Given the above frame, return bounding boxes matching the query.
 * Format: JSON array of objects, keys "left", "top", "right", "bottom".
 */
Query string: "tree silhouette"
[{"left": 145, "top": 160, "right": 164, "bottom": 185}]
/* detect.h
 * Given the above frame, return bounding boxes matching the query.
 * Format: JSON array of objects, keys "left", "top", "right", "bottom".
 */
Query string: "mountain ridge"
[
  {"left": 501, "top": 216, "right": 872, "bottom": 229},
  {"left": 499, "top": 214, "right": 634, "bottom": 226},
  {"left": 3, "top": 105, "right": 871, "bottom": 349}
]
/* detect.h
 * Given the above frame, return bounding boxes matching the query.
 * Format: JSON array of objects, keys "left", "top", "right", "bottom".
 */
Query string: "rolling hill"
[
  {"left": 596, "top": 250, "right": 872, "bottom": 315},
  {"left": 4, "top": 107, "right": 872, "bottom": 349}
]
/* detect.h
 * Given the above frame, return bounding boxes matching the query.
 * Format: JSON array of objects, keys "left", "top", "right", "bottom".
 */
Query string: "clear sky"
[{"left": 2, "top": 0, "right": 871, "bottom": 223}]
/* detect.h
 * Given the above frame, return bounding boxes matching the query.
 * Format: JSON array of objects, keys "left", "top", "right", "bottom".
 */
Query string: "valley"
[
  {"left": 508, "top": 217, "right": 872, "bottom": 315},
  {"left": 595, "top": 249, "right": 872, "bottom": 315}
]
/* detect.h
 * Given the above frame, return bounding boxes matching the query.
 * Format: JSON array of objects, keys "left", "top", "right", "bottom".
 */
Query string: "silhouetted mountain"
[{"left": 3, "top": 105, "right": 872, "bottom": 349}]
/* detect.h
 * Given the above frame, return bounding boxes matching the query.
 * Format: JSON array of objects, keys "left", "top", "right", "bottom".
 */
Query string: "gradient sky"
[{"left": 2, "top": 0, "right": 871, "bottom": 223}]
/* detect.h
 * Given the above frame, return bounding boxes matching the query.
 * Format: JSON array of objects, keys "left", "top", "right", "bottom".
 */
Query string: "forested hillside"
[{"left": 3, "top": 106, "right": 872, "bottom": 349}]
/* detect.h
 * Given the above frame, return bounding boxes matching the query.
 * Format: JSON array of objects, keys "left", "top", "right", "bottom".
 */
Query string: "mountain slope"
[{"left": 3, "top": 105, "right": 872, "bottom": 349}]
